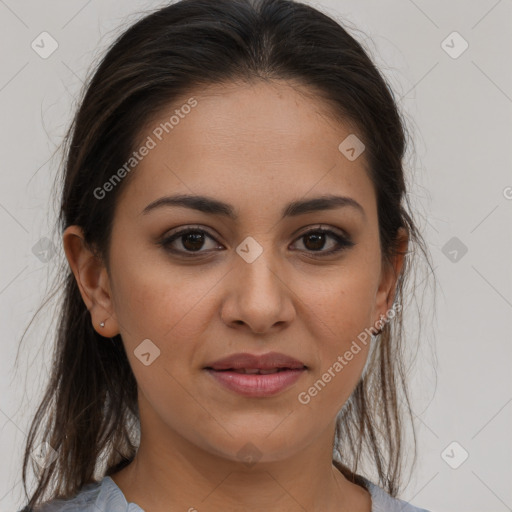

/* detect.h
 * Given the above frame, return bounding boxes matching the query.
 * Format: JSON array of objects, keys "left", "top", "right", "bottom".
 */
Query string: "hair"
[{"left": 17, "top": 0, "right": 435, "bottom": 509}]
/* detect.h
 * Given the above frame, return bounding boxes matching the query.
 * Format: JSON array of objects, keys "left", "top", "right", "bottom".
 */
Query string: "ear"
[
  {"left": 62, "top": 225, "right": 119, "bottom": 337},
  {"left": 374, "top": 227, "right": 408, "bottom": 323}
]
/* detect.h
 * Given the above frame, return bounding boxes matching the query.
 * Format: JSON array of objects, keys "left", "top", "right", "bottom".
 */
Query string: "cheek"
[
  {"left": 111, "top": 263, "right": 214, "bottom": 419},
  {"left": 296, "top": 345, "right": 369, "bottom": 417},
  {"left": 110, "top": 254, "right": 224, "bottom": 392},
  {"left": 111, "top": 251, "right": 213, "bottom": 340},
  {"left": 292, "top": 267, "right": 376, "bottom": 408},
  {"left": 299, "top": 263, "right": 378, "bottom": 342},
  {"left": 296, "top": 284, "right": 373, "bottom": 413}
]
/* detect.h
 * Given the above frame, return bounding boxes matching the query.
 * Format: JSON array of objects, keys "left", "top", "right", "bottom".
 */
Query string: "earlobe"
[{"left": 62, "top": 225, "right": 118, "bottom": 337}]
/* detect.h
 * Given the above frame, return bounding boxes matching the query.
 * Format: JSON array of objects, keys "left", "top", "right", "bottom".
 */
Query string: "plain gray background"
[{"left": 1, "top": 1, "right": 511, "bottom": 511}]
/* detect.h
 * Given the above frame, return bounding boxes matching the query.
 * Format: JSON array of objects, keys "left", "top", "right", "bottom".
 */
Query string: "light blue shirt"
[{"left": 34, "top": 475, "right": 431, "bottom": 512}]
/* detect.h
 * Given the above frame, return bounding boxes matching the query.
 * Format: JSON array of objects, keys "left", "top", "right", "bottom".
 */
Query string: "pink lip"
[
  {"left": 205, "top": 351, "right": 306, "bottom": 371},
  {"left": 205, "top": 368, "right": 306, "bottom": 397}
]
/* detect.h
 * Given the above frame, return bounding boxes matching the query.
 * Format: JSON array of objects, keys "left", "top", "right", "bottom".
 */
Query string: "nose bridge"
[
  {"left": 235, "top": 238, "right": 283, "bottom": 303},
  {"left": 222, "top": 235, "right": 294, "bottom": 331}
]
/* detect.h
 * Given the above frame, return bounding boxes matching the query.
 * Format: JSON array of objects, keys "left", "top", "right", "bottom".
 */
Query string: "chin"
[{"left": 198, "top": 426, "right": 310, "bottom": 465}]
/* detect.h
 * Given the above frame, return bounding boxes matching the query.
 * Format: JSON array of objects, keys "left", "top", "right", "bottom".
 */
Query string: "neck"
[{"left": 109, "top": 426, "right": 371, "bottom": 512}]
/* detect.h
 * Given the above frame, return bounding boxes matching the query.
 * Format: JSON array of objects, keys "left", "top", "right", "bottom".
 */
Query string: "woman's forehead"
[{"left": 119, "top": 81, "right": 374, "bottom": 214}]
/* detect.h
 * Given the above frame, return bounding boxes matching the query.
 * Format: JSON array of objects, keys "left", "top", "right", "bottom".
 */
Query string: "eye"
[
  {"left": 159, "top": 225, "right": 354, "bottom": 258},
  {"left": 290, "top": 227, "right": 355, "bottom": 256},
  {"left": 159, "top": 226, "right": 221, "bottom": 255}
]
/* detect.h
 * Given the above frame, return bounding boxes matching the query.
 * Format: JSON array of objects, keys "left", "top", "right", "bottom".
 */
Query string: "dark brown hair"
[{"left": 17, "top": 0, "right": 435, "bottom": 508}]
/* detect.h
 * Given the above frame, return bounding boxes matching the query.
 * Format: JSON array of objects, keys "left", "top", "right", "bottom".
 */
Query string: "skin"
[{"left": 63, "top": 79, "right": 407, "bottom": 512}]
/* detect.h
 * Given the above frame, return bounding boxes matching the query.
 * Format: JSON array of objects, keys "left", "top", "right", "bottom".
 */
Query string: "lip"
[
  {"left": 204, "top": 351, "right": 306, "bottom": 371},
  {"left": 205, "top": 368, "right": 306, "bottom": 397},
  {"left": 204, "top": 351, "right": 307, "bottom": 397}
]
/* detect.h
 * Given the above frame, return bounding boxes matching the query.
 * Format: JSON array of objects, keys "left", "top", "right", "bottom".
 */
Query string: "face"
[{"left": 66, "top": 79, "right": 404, "bottom": 464}]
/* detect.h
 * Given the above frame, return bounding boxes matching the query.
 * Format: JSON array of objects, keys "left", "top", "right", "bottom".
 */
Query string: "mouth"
[
  {"left": 204, "top": 351, "right": 306, "bottom": 371},
  {"left": 203, "top": 352, "right": 307, "bottom": 397},
  {"left": 205, "top": 367, "right": 303, "bottom": 374},
  {"left": 204, "top": 366, "right": 307, "bottom": 397}
]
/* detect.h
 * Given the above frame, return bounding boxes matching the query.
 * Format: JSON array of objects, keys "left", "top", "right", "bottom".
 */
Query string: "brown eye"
[
  {"left": 159, "top": 226, "right": 354, "bottom": 258},
  {"left": 302, "top": 232, "right": 327, "bottom": 251},
  {"left": 181, "top": 231, "right": 206, "bottom": 251},
  {"left": 160, "top": 228, "right": 221, "bottom": 255},
  {"left": 292, "top": 228, "right": 355, "bottom": 256}
]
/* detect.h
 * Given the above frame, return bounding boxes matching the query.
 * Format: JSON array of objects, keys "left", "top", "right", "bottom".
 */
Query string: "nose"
[{"left": 220, "top": 250, "right": 295, "bottom": 335}]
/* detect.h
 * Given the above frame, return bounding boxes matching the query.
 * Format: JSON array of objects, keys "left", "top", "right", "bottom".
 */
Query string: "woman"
[{"left": 19, "top": 0, "right": 434, "bottom": 510}]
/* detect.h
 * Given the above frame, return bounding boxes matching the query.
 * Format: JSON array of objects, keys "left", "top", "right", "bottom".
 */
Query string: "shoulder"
[
  {"left": 25, "top": 480, "right": 102, "bottom": 512},
  {"left": 360, "top": 476, "right": 432, "bottom": 512},
  {"left": 20, "top": 476, "right": 140, "bottom": 512}
]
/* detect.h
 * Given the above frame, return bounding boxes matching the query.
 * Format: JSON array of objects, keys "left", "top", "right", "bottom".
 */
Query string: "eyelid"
[
  {"left": 162, "top": 225, "right": 218, "bottom": 240},
  {"left": 290, "top": 225, "right": 355, "bottom": 256},
  {"left": 159, "top": 224, "right": 354, "bottom": 256},
  {"left": 293, "top": 223, "right": 350, "bottom": 239}
]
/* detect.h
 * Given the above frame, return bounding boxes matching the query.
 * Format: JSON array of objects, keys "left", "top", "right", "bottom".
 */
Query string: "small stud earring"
[{"left": 100, "top": 321, "right": 105, "bottom": 328}]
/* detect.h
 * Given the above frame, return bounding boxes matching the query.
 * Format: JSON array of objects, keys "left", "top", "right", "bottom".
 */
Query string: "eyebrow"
[{"left": 141, "top": 193, "right": 366, "bottom": 220}]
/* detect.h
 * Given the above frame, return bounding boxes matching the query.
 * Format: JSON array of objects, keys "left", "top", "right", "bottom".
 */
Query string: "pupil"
[
  {"left": 305, "top": 233, "right": 325, "bottom": 251},
  {"left": 183, "top": 232, "right": 204, "bottom": 251}
]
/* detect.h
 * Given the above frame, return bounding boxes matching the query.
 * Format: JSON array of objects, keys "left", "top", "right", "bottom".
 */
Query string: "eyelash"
[{"left": 159, "top": 225, "right": 355, "bottom": 258}]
